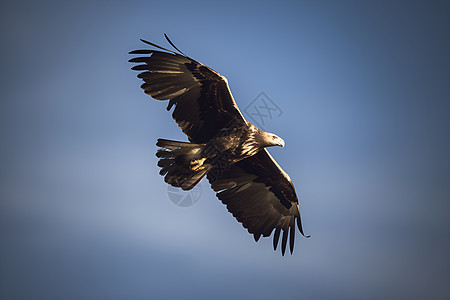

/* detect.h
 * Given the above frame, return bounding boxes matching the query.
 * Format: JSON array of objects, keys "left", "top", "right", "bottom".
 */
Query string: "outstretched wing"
[
  {"left": 129, "top": 37, "right": 247, "bottom": 143},
  {"left": 208, "top": 149, "right": 309, "bottom": 255}
]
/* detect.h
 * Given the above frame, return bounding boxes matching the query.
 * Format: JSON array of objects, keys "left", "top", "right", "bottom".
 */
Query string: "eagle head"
[{"left": 258, "top": 131, "right": 285, "bottom": 148}]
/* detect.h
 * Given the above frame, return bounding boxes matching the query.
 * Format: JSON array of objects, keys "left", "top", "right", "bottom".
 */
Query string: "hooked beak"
[{"left": 278, "top": 138, "right": 285, "bottom": 148}]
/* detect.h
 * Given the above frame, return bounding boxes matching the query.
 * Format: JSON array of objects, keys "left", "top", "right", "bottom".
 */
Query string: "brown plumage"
[{"left": 129, "top": 35, "right": 309, "bottom": 255}]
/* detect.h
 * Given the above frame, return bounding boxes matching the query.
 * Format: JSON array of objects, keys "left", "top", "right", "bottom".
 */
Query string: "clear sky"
[{"left": 1, "top": 1, "right": 449, "bottom": 299}]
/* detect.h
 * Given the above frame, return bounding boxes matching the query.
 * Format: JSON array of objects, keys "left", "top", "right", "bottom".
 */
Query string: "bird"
[{"left": 129, "top": 35, "right": 309, "bottom": 255}]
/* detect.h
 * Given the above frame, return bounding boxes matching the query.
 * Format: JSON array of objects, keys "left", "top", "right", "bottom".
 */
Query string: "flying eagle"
[{"left": 129, "top": 35, "right": 309, "bottom": 255}]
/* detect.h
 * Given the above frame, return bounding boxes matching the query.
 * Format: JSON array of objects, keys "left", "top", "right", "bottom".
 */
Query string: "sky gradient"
[{"left": 1, "top": 1, "right": 449, "bottom": 299}]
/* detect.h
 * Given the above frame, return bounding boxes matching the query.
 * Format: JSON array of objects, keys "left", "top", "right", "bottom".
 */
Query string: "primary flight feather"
[{"left": 129, "top": 35, "right": 309, "bottom": 255}]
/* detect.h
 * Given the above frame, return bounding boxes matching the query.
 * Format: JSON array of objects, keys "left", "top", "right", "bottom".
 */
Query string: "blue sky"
[{"left": 1, "top": 1, "right": 449, "bottom": 299}]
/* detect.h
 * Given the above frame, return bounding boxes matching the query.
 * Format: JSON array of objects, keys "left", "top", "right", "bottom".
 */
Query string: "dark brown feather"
[
  {"left": 208, "top": 150, "right": 308, "bottom": 255},
  {"left": 129, "top": 43, "right": 246, "bottom": 143}
]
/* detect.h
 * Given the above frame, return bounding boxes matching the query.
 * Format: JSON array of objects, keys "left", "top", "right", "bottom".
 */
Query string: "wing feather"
[{"left": 281, "top": 228, "right": 288, "bottom": 256}]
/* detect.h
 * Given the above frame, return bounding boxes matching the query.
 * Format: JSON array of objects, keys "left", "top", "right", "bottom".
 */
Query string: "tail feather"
[{"left": 156, "top": 139, "right": 211, "bottom": 190}]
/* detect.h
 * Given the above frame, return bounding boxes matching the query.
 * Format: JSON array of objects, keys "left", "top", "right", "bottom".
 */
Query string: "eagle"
[{"left": 129, "top": 35, "right": 309, "bottom": 255}]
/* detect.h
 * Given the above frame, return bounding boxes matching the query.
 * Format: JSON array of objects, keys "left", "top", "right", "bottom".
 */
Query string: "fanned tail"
[{"left": 156, "top": 139, "right": 211, "bottom": 190}]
